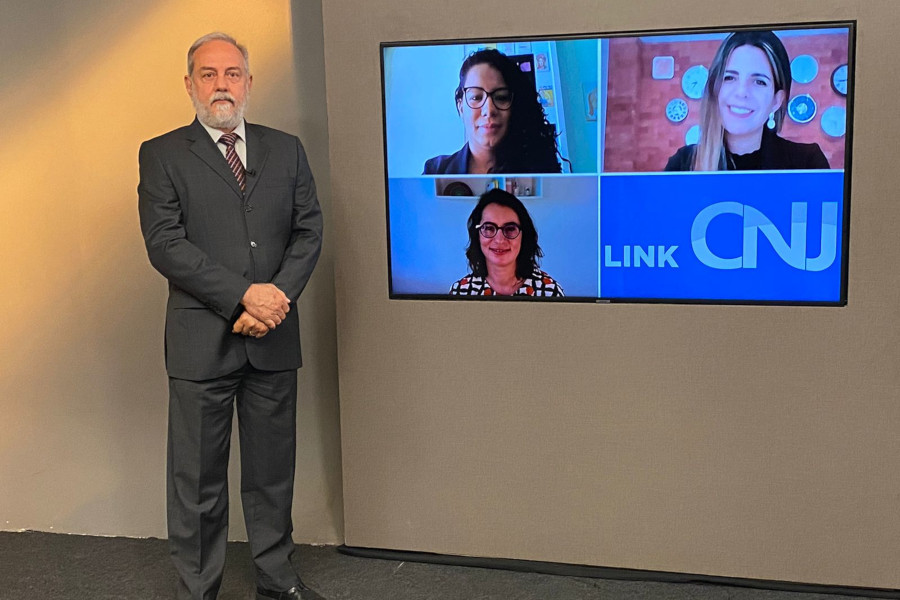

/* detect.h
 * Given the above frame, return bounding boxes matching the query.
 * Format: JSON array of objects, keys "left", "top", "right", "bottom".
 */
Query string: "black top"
[
  {"left": 664, "top": 129, "right": 830, "bottom": 171},
  {"left": 423, "top": 144, "right": 470, "bottom": 175},
  {"left": 423, "top": 144, "right": 563, "bottom": 175}
]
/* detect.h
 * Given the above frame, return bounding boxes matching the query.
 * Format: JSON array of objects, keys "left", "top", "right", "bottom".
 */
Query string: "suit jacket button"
[{"left": 250, "top": 241, "right": 258, "bottom": 248}]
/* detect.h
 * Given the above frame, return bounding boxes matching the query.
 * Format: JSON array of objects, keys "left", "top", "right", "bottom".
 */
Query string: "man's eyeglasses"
[
  {"left": 462, "top": 87, "right": 514, "bottom": 110},
  {"left": 477, "top": 222, "right": 522, "bottom": 239}
]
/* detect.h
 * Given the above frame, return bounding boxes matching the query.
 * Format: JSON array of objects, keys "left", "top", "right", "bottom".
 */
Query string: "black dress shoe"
[{"left": 256, "top": 583, "right": 326, "bottom": 600}]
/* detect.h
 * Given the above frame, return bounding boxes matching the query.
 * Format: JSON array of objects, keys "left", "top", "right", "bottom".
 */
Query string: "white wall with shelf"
[{"left": 434, "top": 176, "right": 542, "bottom": 198}]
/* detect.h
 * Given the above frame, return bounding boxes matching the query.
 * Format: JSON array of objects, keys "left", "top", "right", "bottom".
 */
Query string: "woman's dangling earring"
[{"left": 767, "top": 112, "right": 776, "bottom": 130}]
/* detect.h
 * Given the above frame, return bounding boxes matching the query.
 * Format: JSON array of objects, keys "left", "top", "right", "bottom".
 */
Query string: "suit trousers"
[{"left": 167, "top": 365, "right": 300, "bottom": 600}]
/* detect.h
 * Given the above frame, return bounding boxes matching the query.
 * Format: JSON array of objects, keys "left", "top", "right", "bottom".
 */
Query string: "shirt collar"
[{"left": 198, "top": 119, "right": 247, "bottom": 145}]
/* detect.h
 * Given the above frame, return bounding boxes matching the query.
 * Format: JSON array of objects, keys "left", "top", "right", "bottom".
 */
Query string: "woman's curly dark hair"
[
  {"left": 465, "top": 189, "right": 543, "bottom": 279},
  {"left": 455, "top": 49, "right": 563, "bottom": 173}
]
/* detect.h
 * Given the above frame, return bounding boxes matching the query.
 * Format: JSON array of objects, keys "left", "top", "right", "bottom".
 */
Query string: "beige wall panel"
[
  {"left": 0, "top": 0, "right": 342, "bottom": 544},
  {"left": 326, "top": 0, "right": 900, "bottom": 589}
]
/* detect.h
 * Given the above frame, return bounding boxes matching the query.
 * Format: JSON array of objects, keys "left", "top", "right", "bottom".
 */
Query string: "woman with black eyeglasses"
[
  {"left": 450, "top": 189, "right": 564, "bottom": 296},
  {"left": 424, "top": 49, "right": 563, "bottom": 174}
]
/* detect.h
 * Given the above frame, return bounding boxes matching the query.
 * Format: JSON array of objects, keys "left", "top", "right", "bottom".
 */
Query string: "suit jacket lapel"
[
  {"left": 186, "top": 118, "right": 244, "bottom": 198},
  {"left": 244, "top": 123, "right": 269, "bottom": 199}
]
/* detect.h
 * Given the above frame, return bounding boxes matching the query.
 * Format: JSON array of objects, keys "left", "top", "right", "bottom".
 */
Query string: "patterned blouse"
[{"left": 449, "top": 269, "right": 565, "bottom": 297}]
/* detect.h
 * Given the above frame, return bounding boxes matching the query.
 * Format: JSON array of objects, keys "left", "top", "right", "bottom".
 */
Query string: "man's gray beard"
[{"left": 191, "top": 93, "right": 247, "bottom": 130}]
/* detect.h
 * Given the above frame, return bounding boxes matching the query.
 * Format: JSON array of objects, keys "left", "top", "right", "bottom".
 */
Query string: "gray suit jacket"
[{"left": 138, "top": 118, "right": 323, "bottom": 381}]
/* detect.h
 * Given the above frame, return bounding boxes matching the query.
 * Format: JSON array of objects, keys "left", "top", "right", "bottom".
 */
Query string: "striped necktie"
[{"left": 218, "top": 132, "right": 246, "bottom": 191}]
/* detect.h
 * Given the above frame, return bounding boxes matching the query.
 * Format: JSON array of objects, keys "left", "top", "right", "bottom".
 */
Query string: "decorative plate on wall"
[
  {"left": 652, "top": 56, "right": 675, "bottom": 80},
  {"left": 821, "top": 105, "right": 847, "bottom": 137},
  {"left": 831, "top": 64, "right": 849, "bottom": 96},
  {"left": 681, "top": 65, "right": 708, "bottom": 99},
  {"left": 665, "top": 98, "right": 688, "bottom": 123},
  {"left": 791, "top": 54, "right": 819, "bottom": 84},
  {"left": 788, "top": 94, "right": 817, "bottom": 124},
  {"left": 685, "top": 124, "right": 701, "bottom": 146},
  {"left": 442, "top": 181, "right": 474, "bottom": 197}
]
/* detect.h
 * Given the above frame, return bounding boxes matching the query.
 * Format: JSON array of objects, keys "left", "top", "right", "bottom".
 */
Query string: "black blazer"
[
  {"left": 138, "top": 119, "right": 323, "bottom": 381},
  {"left": 423, "top": 144, "right": 470, "bottom": 175},
  {"left": 664, "top": 129, "right": 830, "bottom": 171},
  {"left": 423, "top": 143, "right": 564, "bottom": 174}
]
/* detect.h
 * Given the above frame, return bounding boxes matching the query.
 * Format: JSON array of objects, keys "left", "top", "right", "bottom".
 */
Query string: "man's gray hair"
[{"left": 187, "top": 32, "right": 250, "bottom": 75}]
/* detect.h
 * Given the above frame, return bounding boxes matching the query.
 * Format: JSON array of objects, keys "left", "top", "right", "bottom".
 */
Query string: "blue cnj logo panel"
[
  {"left": 599, "top": 172, "right": 845, "bottom": 302},
  {"left": 691, "top": 201, "right": 838, "bottom": 271}
]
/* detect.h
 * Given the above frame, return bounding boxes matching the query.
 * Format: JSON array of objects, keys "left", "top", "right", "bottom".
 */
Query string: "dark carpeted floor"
[{"left": 0, "top": 531, "right": 894, "bottom": 600}]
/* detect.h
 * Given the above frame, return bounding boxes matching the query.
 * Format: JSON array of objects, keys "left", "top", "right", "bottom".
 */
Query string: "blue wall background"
[
  {"left": 383, "top": 39, "right": 599, "bottom": 177},
  {"left": 389, "top": 176, "right": 599, "bottom": 297}
]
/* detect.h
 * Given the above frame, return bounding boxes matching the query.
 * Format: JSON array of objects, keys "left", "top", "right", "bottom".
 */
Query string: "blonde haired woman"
[{"left": 665, "top": 30, "right": 828, "bottom": 171}]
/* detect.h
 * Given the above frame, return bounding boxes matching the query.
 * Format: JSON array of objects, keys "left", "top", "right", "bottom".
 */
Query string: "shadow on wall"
[{"left": 289, "top": 0, "right": 345, "bottom": 543}]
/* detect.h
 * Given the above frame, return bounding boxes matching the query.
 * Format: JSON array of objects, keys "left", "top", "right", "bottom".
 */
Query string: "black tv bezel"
[{"left": 380, "top": 20, "right": 856, "bottom": 307}]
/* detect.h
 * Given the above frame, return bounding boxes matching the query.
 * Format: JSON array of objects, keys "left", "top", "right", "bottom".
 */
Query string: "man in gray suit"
[{"left": 138, "top": 32, "right": 324, "bottom": 600}]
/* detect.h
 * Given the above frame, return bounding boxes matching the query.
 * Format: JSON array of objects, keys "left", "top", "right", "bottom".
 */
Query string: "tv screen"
[{"left": 381, "top": 22, "right": 854, "bottom": 304}]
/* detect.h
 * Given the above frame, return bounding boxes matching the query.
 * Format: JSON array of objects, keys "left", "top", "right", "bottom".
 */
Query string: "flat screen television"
[{"left": 381, "top": 22, "right": 854, "bottom": 305}]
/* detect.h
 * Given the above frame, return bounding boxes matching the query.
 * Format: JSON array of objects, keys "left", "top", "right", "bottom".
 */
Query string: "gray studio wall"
[
  {"left": 0, "top": 0, "right": 342, "bottom": 544},
  {"left": 325, "top": 0, "right": 900, "bottom": 590}
]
